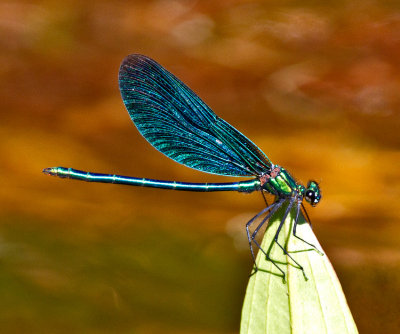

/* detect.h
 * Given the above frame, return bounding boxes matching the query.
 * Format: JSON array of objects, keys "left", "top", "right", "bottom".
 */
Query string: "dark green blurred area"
[
  {"left": 0, "top": 217, "right": 247, "bottom": 333},
  {"left": 1, "top": 0, "right": 399, "bottom": 333}
]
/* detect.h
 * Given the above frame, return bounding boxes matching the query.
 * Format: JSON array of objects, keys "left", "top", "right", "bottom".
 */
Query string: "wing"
[{"left": 118, "top": 54, "right": 272, "bottom": 177}]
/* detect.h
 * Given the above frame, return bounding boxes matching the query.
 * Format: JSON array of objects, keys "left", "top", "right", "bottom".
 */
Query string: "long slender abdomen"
[{"left": 43, "top": 167, "right": 260, "bottom": 193}]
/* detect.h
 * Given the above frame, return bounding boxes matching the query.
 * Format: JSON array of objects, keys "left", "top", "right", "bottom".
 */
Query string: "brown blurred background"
[{"left": 1, "top": 0, "right": 400, "bottom": 333}]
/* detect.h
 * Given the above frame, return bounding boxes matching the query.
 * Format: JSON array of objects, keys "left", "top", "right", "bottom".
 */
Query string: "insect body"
[{"left": 44, "top": 54, "right": 322, "bottom": 281}]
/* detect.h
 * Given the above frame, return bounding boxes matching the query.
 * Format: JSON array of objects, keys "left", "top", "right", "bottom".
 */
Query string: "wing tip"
[{"left": 120, "top": 54, "right": 154, "bottom": 71}]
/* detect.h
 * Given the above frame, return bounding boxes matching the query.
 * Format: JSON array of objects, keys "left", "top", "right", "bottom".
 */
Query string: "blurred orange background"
[{"left": 1, "top": 1, "right": 399, "bottom": 333}]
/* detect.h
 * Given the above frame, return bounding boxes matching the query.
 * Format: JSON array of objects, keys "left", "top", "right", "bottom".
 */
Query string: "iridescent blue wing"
[{"left": 119, "top": 54, "right": 272, "bottom": 177}]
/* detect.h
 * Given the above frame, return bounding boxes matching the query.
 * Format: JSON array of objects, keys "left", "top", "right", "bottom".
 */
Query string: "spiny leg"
[
  {"left": 261, "top": 191, "right": 269, "bottom": 207},
  {"left": 251, "top": 198, "right": 285, "bottom": 244},
  {"left": 246, "top": 201, "right": 280, "bottom": 272},
  {"left": 301, "top": 203, "right": 312, "bottom": 228},
  {"left": 250, "top": 198, "right": 286, "bottom": 277},
  {"left": 270, "top": 198, "right": 308, "bottom": 281},
  {"left": 293, "top": 201, "right": 324, "bottom": 256}
]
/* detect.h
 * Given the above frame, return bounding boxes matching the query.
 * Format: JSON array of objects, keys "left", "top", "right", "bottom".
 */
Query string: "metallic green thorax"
[
  {"left": 269, "top": 168, "right": 296, "bottom": 195},
  {"left": 260, "top": 166, "right": 322, "bottom": 206},
  {"left": 261, "top": 166, "right": 297, "bottom": 196}
]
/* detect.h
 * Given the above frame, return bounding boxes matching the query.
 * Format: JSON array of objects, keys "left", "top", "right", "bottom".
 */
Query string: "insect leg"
[
  {"left": 301, "top": 203, "right": 312, "bottom": 227},
  {"left": 250, "top": 198, "right": 286, "bottom": 278},
  {"left": 245, "top": 200, "right": 280, "bottom": 272},
  {"left": 272, "top": 198, "right": 308, "bottom": 280},
  {"left": 251, "top": 198, "right": 285, "bottom": 252},
  {"left": 293, "top": 201, "right": 324, "bottom": 255},
  {"left": 261, "top": 191, "right": 269, "bottom": 207}
]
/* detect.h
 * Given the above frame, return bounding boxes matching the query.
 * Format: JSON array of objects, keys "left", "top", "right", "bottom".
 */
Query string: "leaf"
[{"left": 240, "top": 203, "right": 358, "bottom": 334}]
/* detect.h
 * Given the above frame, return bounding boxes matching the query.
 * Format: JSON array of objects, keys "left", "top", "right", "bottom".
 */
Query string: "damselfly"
[{"left": 44, "top": 54, "right": 322, "bottom": 281}]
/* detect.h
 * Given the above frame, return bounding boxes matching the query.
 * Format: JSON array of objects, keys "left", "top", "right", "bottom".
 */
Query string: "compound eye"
[{"left": 305, "top": 190, "right": 315, "bottom": 203}]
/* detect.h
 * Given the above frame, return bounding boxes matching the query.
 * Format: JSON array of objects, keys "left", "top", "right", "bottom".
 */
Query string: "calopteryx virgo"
[{"left": 44, "top": 54, "right": 323, "bottom": 281}]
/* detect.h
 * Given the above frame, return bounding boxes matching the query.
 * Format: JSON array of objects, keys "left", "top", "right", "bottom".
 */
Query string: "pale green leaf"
[{"left": 240, "top": 203, "right": 358, "bottom": 334}]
